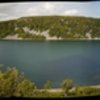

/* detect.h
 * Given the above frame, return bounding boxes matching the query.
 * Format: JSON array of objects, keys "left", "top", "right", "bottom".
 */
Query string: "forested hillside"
[{"left": 0, "top": 16, "right": 100, "bottom": 40}]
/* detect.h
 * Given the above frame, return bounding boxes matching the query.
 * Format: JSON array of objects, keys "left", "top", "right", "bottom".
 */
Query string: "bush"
[
  {"left": 0, "top": 67, "right": 36, "bottom": 97},
  {"left": 75, "top": 86, "right": 100, "bottom": 96}
]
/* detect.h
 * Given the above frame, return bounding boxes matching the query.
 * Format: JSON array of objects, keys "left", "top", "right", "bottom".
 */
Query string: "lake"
[{"left": 0, "top": 40, "right": 100, "bottom": 88}]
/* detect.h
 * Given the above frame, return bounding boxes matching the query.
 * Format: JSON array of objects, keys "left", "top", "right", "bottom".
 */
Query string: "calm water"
[{"left": 0, "top": 40, "right": 100, "bottom": 88}]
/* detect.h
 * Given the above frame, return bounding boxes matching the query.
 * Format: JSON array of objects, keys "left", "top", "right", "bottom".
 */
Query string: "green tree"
[
  {"left": 61, "top": 79, "right": 73, "bottom": 96},
  {"left": 43, "top": 80, "right": 52, "bottom": 90},
  {"left": 15, "top": 79, "right": 36, "bottom": 97},
  {"left": 0, "top": 67, "right": 37, "bottom": 97}
]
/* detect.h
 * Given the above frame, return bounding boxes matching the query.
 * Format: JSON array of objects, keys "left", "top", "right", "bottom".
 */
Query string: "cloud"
[
  {"left": 24, "top": 2, "right": 59, "bottom": 16},
  {"left": 43, "top": 2, "right": 55, "bottom": 10},
  {"left": 0, "top": 13, "right": 7, "bottom": 16},
  {"left": 0, "top": 2, "right": 99, "bottom": 21},
  {"left": 62, "top": 9, "right": 80, "bottom": 16},
  {"left": 26, "top": 7, "right": 44, "bottom": 16}
]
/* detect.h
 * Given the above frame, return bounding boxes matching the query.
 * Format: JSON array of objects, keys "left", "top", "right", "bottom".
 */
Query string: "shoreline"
[
  {"left": 1, "top": 38, "right": 100, "bottom": 41},
  {"left": 38, "top": 84, "right": 100, "bottom": 93}
]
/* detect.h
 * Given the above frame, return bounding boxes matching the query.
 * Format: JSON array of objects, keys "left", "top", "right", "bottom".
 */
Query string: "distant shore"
[
  {"left": 1, "top": 38, "right": 100, "bottom": 41},
  {"left": 38, "top": 84, "right": 100, "bottom": 93},
  {"left": 0, "top": 33, "right": 100, "bottom": 41}
]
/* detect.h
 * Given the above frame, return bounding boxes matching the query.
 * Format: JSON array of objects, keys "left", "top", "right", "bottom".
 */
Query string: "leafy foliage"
[
  {"left": 43, "top": 80, "right": 52, "bottom": 89},
  {"left": 0, "top": 67, "right": 36, "bottom": 97},
  {"left": 61, "top": 79, "right": 74, "bottom": 96},
  {"left": 0, "top": 66, "right": 100, "bottom": 97},
  {"left": 74, "top": 86, "right": 100, "bottom": 96}
]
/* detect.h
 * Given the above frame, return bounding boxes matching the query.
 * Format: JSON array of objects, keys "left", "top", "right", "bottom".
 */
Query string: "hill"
[{"left": 0, "top": 16, "right": 100, "bottom": 40}]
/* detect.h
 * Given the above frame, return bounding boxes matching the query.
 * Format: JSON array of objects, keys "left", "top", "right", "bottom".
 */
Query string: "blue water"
[{"left": 0, "top": 40, "right": 100, "bottom": 88}]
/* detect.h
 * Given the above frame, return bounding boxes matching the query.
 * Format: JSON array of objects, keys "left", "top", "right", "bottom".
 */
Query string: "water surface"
[{"left": 0, "top": 40, "right": 100, "bottom": 88}]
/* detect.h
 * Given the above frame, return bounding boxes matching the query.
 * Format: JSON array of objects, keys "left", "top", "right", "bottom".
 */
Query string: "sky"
[{"left": 0, "top": 1, "right": 100, "bottom": 21}]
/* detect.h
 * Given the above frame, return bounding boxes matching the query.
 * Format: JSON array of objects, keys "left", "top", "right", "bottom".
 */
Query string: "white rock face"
[
  {"left": 94, "top": 37, "right": 100, "bottom": 40},
  {"left": 22, "top": 27, "right": 63, "bottom": 40},
  {"left": 86, "top": 32, "right": 92, "bottom": 39},
  {"left": 15, "top": 27, "right": 18, "bottom": 31},
  {"left": 23, "top": 27, "right": 29, "bottom": 33},
  {"left": 4, "top": 34, "right": 22, "bottom": 40},
  {"left": 85, "top": 29, "right": 92, "bottom": 40},
  {"left": 4, "top": 26, "right": 63, "bottom": 40}
]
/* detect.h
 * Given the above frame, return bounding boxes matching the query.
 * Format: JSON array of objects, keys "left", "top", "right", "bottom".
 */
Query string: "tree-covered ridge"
[{"left": 0, "top": 16, "right": 100, "bottom": 40}]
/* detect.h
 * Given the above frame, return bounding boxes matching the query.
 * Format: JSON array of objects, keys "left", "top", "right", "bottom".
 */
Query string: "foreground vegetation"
[
  {"left": 0, "top": 66, "right": 100, "bottom": 97},
  {"left": 0, "top": 16, "right": 100, "bottom": 40}
]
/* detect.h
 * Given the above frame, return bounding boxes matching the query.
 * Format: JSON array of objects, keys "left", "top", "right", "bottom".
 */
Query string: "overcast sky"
[{"left": 0, "top": 1, "right": 100, "bottom": 21}]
